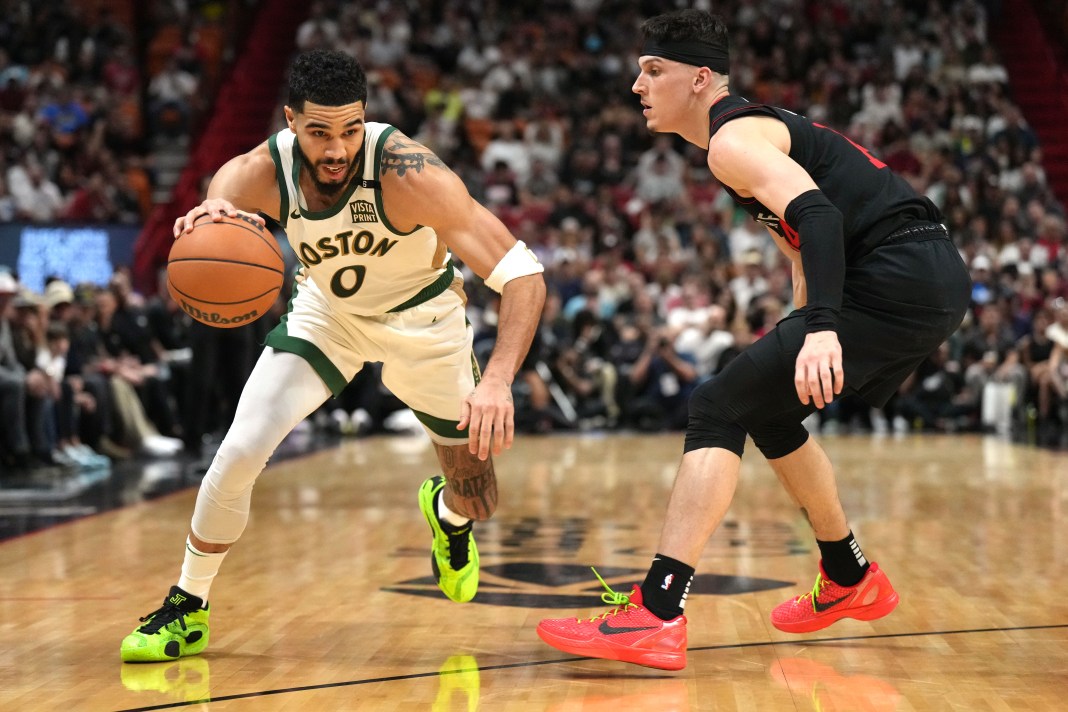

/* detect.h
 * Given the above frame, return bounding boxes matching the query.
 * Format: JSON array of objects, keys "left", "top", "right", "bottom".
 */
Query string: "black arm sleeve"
[{"left": 784, "top": 189, "right": 845, "bottom": 333}]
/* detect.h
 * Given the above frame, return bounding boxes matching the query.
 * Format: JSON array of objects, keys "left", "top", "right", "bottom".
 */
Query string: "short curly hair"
[
  {"left": 287, "top": 49, "right": 367, "bottom": 112},
  {"left": 640, "top": 9, "right": 729, "bottom": 50}
]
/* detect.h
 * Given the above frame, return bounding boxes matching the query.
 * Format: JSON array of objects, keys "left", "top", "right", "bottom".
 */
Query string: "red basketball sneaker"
[
  {"left": 771, "top": 561, "right": 899, "bottom": 634},
  {"left": 537, "top": 572, "right": 687, "bottom": 671}
]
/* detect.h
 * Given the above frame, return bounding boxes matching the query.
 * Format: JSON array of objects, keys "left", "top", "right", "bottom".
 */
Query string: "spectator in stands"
[
  {"left": 11, "top": 289, "right": 62, "bottom": 459},
  {"left": 7, "top": 159, "right": 64, "bottom": 221},
  {"left": 963, "top": 302, "right": 1017, "bottom": 366},
  {"left": 480, "top": 121, "right": 531, "bottom": 185},
  {"left": 967, "top": 46, "right": 1009, "bottom": 86},
  {"left": 523, "top": 115, "right": 565, "bottom": 173},
  {"left": 1018, "top": 307, "right": 1057, "bottom": 427},
  {"left": 93, "top": 284, "right": 182, "bottom": 456},
  {"left": 632, "top": 205, "right": 683, "bottom": 270},
  {"left": 726, "top": 214, "right": 770, "bottom": 264},
  {"left": 296, "top": 2, "right": 341, "bottom": 51},
  {"left": 62, "top": 172, "right": 117, "bottom": 222},
  {"left": 729, "top": 248, "right": 769, "bottom": 313},
  {"left": 970, "top": 254, "right": 998, "bottom": 308},
  {"left": 148, "top": 56, "right": 198, "bottom": 138},
  {"left": 1046, "top": 297, "right": 1068, "bottom": 443},
  {"left": 894, "top": 342, "right": 965, "bottom": 432},
  {"left": 0, "top": 271, "right": 41, "bottom": 472},
  {"left": 635, "top": 136, "right": 687, "bottom": 204},
  {"left": 674, "top": 303, "right": 735, "bottom": 378},
  {"left": 619, "top": 321, "right": 697, "bottom": 432},
  {"left": 482, "top": 159, "right": 520, "bottom": 209},
  {"left": 102, "top": 43, "right": 141, "bottom": 98},
  {"left": 554, "top": 309, "right": 618, "bottom": 424},
  {"left": 1034, "top": 214, "right": 1066, "bottom": 266},
  {"left": 38, "top": 84, "right": 90, "bottom": 150}
]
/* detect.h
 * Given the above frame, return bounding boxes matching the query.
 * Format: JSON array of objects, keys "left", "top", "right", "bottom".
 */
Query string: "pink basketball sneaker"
[{"left": 537, "top": 573, "right": 687, "bottom": 671}]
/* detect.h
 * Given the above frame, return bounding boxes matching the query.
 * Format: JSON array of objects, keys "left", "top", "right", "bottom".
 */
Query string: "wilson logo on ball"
[
  {"left": 177, "top": 299, "right": 259, "bottom": 325},
  {"left": 166, "top": 215, "right": 284, "bottom": 328}
]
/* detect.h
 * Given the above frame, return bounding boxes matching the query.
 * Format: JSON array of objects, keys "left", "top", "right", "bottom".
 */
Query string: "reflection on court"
[
  {"left": 1, "top": 432, "right": 1066, "bottom": 711},
  {"left": 120, "top": 657, "right": 211, "bottom": 705},
  {"left": 433, "top": 655, "right": 480, "bottom": 712}
]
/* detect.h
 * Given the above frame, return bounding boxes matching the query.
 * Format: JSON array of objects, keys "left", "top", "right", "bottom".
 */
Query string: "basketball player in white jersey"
[{"left": 121, "top": 50, "right": 546, "bottom": 662}]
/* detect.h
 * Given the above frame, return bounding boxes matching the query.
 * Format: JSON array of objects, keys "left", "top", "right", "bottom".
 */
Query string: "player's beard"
[{"left": 298, "top": 144, "right": 362, "bottom": 197}]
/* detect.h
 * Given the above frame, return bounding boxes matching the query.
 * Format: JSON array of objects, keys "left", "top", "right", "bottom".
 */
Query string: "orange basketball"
[{"left": 167, "top": 214, "right": 285, "bottom": 328}]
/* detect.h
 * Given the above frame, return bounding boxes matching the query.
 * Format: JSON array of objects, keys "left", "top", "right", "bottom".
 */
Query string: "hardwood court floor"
[{"left": 1, "top": 432, "right": 1066, "bottom": 711}]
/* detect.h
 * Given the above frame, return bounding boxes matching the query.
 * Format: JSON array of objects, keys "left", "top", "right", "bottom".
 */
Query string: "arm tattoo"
[{"left": 381, "top": 135, "right": 447, "bottom": 176}]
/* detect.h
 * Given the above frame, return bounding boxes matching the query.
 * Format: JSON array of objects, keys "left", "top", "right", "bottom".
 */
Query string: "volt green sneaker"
[
  {"left": 121, "top": 586, "right": 210, "bottom": 662},
  {"left": 419, "top": 476, "right": 479, "bottom": 602}
]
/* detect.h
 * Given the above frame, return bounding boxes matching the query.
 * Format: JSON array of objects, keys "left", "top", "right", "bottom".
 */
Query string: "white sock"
[
  {"left": 178, "top": 537, "right": 228, "bottom": 603},
  {"left": 437, "top": 490, "right": 470, "bottom": 528}
]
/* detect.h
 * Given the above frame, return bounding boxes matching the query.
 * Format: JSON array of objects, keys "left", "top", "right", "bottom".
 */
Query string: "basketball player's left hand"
[
  {"left": 795, "top": 331, "right": 844, "bottom": 408},
  {"left": 459, "top": 376, "right": 515, "bottom": 460}
]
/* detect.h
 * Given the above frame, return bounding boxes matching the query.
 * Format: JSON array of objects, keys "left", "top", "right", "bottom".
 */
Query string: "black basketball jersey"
[{"left": 708, "top": 95, "right": 941, "bottom": 258}]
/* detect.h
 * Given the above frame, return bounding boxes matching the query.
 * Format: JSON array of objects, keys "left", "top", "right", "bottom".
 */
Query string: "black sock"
[
  {"left": 817, "top": 531, "right": 869, "bottom": 587},
  {"left": 639, "top": 553, "right": 695, "bottom": 621}
]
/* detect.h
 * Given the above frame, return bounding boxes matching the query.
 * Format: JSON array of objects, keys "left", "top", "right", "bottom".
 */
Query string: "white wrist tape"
[{"left": 484, "top": 240, "right": 544, "bottom": 293}]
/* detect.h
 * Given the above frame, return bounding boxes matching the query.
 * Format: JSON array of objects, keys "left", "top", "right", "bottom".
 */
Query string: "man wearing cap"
[
  {"left": 0, "top": 271, "right": 53, "bottom": 471},
  {"left": 537, "top": 9, "right": 971, "bottom": 670},
  {"left": 44, "top": 280, "right": 75, "bottom": 312}
]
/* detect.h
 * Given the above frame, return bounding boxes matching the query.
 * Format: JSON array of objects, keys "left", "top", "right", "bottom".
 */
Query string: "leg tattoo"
[{"left": 434, "top": 443, "right": 498, "bottom": 521}]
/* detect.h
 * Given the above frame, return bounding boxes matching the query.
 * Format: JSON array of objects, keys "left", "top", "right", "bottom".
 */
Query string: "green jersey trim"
[
  {"left": 264, "top": 331, "right": 348, "bottom": 397},
  {"left": 290, "top": 141, "right": 363, "bottom": 221},
  {"left": 387, "top": 263, "right": 454, "bottom": 313},
  {"left": 268, "top": 133, "right": 289, "bottom": 230},
  {"left": 410, "top": 344, "right": 479, "bottom": 438},
  {"left": 411, "top": 409, "right": 469, "bottom": 439},
  {"left": 372, "top": 126, "right": 423, "bottom": 236},
  {"left": 263, "top": 283, "right": 348, "bottom": 396}
]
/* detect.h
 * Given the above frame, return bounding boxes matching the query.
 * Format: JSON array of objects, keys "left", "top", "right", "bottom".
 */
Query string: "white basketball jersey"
[{"left": 268, "top": 123, "right": 453, "bottom": 316}]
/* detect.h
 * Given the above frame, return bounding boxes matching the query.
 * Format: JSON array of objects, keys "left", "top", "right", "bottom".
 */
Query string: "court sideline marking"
[{"left": 114, "top": 621, "right": 1068, "bottom": 711}]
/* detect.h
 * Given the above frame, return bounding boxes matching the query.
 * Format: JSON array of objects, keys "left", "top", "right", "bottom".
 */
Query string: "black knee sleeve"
[
  {"left": 683, "top": 376, "right": 747, "bottom": 456},
  {"left": 748, "top": 420, "right": 810, "bottom": 460}
]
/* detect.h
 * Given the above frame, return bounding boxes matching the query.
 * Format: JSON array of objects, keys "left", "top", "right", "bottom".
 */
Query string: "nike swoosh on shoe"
[
  {"left": 813, "top": 594, "right": 850, "bottom": 612},
  {"left": 598, "top": 621, "right": 659, "bottom": 635}
]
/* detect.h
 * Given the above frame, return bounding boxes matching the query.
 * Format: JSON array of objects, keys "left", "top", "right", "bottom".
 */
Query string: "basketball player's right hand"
[
  {"left": 795, "top": 330, "right": 844, "bottom": 408},
  {"left": 173, "top": 199, "right": 266, "bottom": 238}
]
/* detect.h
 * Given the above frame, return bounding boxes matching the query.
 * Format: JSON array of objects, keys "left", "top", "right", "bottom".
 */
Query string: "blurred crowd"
[
  {"left": 0, "top": 266, "right": 280, "bottom": 474},
  {"left": 305, "top": 0, "right": 1068, "bottom": 446},
  {"left": 0, "top": 0, "right": 229, "bottom": 224},
  {"left": 3, "top": 0, "right": 1068, "bottom": 477}
]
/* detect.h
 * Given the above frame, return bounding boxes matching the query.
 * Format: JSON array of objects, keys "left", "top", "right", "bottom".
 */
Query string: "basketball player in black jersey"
[{"left": 538, "top": 9, "right": 971, "bottom": 670}]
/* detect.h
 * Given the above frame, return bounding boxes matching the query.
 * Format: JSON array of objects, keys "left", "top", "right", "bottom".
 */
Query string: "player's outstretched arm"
[
  {"left": 380, "top": 132, "right": 546, "bottom": 460},
  {"left": 173, "top": 143, "right": 279, "bottom": 237}
]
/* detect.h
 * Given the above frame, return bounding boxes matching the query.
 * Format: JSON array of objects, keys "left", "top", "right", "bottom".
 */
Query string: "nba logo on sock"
[{"left": 661, "top": 573, "right": 674, "bottom": 590}]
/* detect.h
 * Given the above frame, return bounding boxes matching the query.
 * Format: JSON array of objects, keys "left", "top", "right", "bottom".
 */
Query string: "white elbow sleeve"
[{"left": 484, "top": 241, "right": 544, "bottom": 293}]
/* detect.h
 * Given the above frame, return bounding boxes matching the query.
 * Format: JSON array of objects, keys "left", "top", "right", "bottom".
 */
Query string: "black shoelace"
[{"left": 137, "top": 602, "right": 189, "bottom": 635}]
